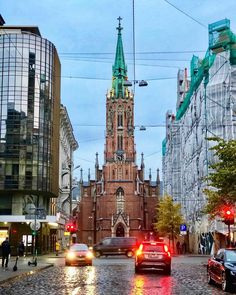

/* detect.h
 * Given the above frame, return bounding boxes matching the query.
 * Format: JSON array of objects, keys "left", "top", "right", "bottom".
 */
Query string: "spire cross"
[
  {"left": 117, "top": 16, "right": 123, "bottom": 32},
  {"left": 117, "top": 16, "right": 122, "bottom": 26}
]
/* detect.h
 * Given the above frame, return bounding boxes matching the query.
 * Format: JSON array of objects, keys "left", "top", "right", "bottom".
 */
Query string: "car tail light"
[
  {"left": 86, "top": 251, "right": 94, "bottom": 259},
  {"left": 136, "top": 244, "right": 143, "bottom": 256},
  {"left": 164, "top": 245, "right": 171, "bottom": 257}
]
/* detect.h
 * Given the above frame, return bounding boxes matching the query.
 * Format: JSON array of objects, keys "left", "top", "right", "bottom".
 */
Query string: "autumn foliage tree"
[
  {"left": 204, "top": 138, "right": 236, "bottom": 219},
  {"left": 154, "top": 195, "right": 184, "bottom": 252}
]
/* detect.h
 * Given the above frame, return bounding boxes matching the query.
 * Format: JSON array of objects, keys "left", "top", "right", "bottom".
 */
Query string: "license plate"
[{"left": 145, "top": 254, "right": 162, "bottom": 259}]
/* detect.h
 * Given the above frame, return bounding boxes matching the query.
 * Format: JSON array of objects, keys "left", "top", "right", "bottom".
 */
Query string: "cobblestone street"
[{"left": 0, "top": 256, "right": 235, "bottom": 295}]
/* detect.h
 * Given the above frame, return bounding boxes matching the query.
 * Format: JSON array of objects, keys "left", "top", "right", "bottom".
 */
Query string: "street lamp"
[{"left": 123, "top": 80, "right": 148, "bottom": 88}]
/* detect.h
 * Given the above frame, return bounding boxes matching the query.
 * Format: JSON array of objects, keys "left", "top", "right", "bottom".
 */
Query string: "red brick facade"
[{"left": 77, "top": 21, "right": 159, "bottom": 245}]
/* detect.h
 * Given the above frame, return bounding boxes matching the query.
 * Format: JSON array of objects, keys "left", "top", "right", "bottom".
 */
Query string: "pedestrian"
[
  {"left": 176, "top": 241, "right": 181, "bottom": 254},
  {"left": 17, "top": 240, "right": 25, "bottom": 257},
  {"left": 1, "top": 237, "right": 11, "bottom": 268},
  {"left": 55, "top": 241, "right": 60, "bottom": 256}
]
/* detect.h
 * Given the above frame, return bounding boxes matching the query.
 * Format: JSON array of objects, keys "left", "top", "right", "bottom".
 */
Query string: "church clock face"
[
  {"left": 117, "top": 153, "right": 123, "bottom": 161},
  {"left": 115, "top": 150, "right": 124, "bottom": 162}
]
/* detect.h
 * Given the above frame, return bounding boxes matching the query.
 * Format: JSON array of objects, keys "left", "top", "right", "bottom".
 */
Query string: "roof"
[{"left": 0, "top": 25, "right": 41, "bottom": 37}]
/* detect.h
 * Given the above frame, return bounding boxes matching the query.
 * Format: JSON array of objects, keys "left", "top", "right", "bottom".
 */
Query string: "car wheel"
[
  {"left": 207, "top": 269, "right": 213, "bottom": 285},
  {"left": 95, "top": 251, "right": 101, "bottom": 258},
  {"left": 165, "top": 265, "right": 171, "bottom": 275},
  {"left": 126, "top": 251, "right": 134, "bottom": 258},
  {"left": 222, "top": 272, "right": 230, "bottom": 292}
]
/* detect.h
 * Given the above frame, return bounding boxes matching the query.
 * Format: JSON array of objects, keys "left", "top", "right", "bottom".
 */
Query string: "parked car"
[
  {"left": 65, "top": 243, "right": 93, "bottom": 266},
  {"left": 93, "top": 237, "right": 138, "bottom": 258},
  {"left": 135, "top": 241, "right": 171, "bottom": 274},
  {"left": 207, "top": 248, "right": 236, "bottom": 292}
]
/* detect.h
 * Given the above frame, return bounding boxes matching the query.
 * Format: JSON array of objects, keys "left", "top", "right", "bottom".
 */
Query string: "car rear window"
[
  {"left": 70, "top": 244, "right": 88, "bottom": 251},
  {"left": 143, "top": 244, "right": 164, "bottom": 252}
]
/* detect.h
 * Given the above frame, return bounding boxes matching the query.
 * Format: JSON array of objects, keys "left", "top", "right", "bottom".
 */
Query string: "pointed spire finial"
[
  {"left": 95, "top": 152, "right": 99, "bottom": 168},
  {"left": 117, "top": 16, "right": 123, "bottom": 33},
  {"left": 88, "top": 168, "right": 91, "bottom": 182},
  {"left": 156, "top": 168, "right": 160, "bottom": 184},
  {"left": 112, "top": 16, "right": 127, "bottom": 97},
  {"left": 80, "top": 168, "right": 83, "bottom": 183},
  {"left": 141, "top": 152, "right": 145, "bottom": 169}
]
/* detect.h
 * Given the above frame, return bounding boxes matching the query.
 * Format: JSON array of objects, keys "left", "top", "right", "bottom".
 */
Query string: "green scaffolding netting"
[{"left": 176, "top": 18, "right": 236, "bottom": 121}]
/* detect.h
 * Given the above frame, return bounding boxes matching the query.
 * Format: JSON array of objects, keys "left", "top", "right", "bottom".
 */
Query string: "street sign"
[
  {"left": 180, "top": 224, "right": 187, "bottom": 231},
  {"left": 30, "top": 221, "right": 41, "bottom": 231},
  {"left": 25, "top": 208, "right": 46, "bottom": 220},
  {"left": 36, "top": 209, "right": 47, "bottom": 220},
  {"left": 180, "top": 224, "right": 187, "bottom": 235}
]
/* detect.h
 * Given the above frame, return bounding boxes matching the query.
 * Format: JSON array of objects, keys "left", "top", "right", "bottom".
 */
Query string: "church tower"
[
  {"left": 77, "top": 18, "right": 159, "bottom": 245},
  {"left": 105, "top": 17, "right": 135, "bottom": 178}
]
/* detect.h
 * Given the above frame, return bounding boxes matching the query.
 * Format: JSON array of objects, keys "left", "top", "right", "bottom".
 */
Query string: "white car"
[{"left": 65, "top": 243, "right": 93, "bottom": 266}]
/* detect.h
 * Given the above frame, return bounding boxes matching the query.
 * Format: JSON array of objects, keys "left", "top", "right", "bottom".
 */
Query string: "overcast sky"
[{"left": 2, "top": 0, "right": 236, "bottom": 181}]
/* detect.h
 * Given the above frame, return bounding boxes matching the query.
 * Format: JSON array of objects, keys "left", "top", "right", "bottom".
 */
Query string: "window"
[
  {"left": 117, "top": 113, "right": 123, "bottom": 127},
  {"left": 118, "top": 135, "right": 123, "bottom": 150},
  {"left": 116, "top": 187, "right": 124, "bottom": 213}
]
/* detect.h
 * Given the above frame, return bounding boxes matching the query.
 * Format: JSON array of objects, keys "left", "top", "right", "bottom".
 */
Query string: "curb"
[{"left": 0, "top": 264, "right": 54, "bottom": 285}]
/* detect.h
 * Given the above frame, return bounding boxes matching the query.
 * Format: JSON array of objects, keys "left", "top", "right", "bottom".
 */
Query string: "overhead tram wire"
[
  {"left": 59, "top": 50, "right": 205, "bottom": 55},
  {"left": 58, "top": 75, "right": 177, "bottom": 81},
  {"left": 60, "top": 56, "right": 190, "bottom": 61},
  {"left": 163, "top": 0, "right": 207, "bottom": 29},
  {"left": 61, "top": 58, "right": 182, "bottom": 69}
]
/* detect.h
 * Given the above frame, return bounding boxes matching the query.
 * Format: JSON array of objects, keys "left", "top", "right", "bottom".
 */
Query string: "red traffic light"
[
  {"left": 66, "top": 224, "right": 76, "bottom": 233},
  {"left": 223, "top": 207, "right": 235, "bottom": 225}
]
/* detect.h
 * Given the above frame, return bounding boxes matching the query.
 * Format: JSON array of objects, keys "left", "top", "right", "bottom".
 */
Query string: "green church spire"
[{"left": 112, "top": 17, "right": 128, "bottom": 97}]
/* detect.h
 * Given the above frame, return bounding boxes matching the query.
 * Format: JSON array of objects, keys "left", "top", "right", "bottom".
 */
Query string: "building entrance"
[{"left": 116, "top": 223, "right": 124, "bottom": 237}]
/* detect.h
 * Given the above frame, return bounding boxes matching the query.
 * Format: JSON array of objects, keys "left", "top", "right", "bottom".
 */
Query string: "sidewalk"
[{"left": 0, "top": 255, "right": 54, "bottom": 285}]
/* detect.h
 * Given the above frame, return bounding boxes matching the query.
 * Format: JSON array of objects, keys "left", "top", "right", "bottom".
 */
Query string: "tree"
[
  {"left": 204, "top": 138, "right": 236, "bottom": 218},
  {"left": 154, "top": 195, "right": 184, "bottom": 252}
]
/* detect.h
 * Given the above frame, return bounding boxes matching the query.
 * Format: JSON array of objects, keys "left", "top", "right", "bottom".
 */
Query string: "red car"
[
  {"left": 207, "top": 248, "right": 236, "bottom": 292},
  {"left": 135, "top": 241, "right": 171, "bottom": 274}
]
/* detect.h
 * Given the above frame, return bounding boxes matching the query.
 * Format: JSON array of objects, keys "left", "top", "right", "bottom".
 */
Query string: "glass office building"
[{"left": 0, "top": 23, "right": 61, "bottom": 252}]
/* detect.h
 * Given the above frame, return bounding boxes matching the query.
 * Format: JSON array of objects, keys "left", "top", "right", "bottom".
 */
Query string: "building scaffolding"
[{"left": 162, "top": 19, "right": 236, "bottom": 252}]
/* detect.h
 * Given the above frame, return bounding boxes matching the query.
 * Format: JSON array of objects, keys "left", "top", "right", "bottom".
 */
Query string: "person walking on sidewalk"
[
  {"left": 1, "top": 237, "right": 11, "bottom": 268},
  {"left": 55, "top": 241, "right": 60, "bottom": 256}
]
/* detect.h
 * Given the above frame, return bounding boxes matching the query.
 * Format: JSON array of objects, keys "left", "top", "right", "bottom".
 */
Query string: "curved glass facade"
[{"left": 0, "top": 30, "right": 60, "bottom": 195}]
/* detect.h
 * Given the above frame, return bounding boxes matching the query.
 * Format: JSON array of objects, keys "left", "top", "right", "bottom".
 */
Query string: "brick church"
[{"left": 77, "top": 18, "right": 160, "bottom": 245}]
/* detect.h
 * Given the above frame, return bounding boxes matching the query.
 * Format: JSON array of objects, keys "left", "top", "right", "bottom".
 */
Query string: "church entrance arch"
[{"left": 116, "top": 223, "right": 125, "bottom": 237}]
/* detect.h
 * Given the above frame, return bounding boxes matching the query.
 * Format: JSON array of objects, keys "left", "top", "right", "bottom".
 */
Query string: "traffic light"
[
  {"left": 66, "top": 223, "right": 77, "bottom": 233},
  {"left": 223, "top": 208, "right": 235, "bottom": 225}
]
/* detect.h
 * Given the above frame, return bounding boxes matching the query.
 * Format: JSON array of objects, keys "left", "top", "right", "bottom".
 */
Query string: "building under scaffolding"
[{"left": 162, "top": 19, "right": 236, "bottom": 254}]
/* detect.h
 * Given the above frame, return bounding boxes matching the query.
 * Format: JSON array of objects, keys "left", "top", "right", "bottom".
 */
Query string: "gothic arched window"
[
  {"left": 116, "top": 187, "right": 124, "bottom": 213},
  {"left": 117, "top": 113, "right": 123, "bottom": 127},
  {"left": 118, "top": 135, "right": 123, "bottom": 150}
]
